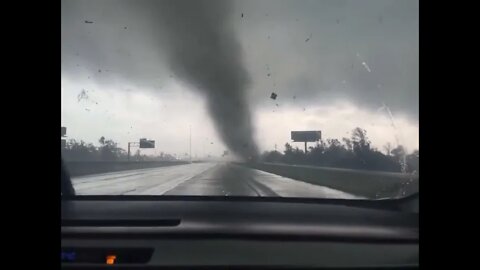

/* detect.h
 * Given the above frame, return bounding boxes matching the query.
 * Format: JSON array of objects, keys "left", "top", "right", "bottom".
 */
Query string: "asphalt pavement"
[{"left": 72, "top": 162, "right": 360, "bottom": 199}]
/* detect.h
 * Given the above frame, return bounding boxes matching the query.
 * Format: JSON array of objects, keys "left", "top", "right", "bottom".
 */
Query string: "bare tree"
[{"left": 383, "top": 142, "right": 392, "bottom": 156}]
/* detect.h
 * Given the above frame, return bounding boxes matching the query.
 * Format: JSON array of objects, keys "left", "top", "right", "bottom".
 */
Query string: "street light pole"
[
  {"left": 128, "top": 142, "right": 130, "bottom": 161},
  {"left": 189, "top": 125, "right": 192, "bottom": 163}
]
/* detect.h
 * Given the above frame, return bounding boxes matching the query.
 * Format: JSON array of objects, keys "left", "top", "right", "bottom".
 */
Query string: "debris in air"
[
  {"left": 124, "top": 26, "right": 127, "bottom": 29},
  {"left": 305, "top": 34, "right": 312, "bottom": 42},
  {"left": 98, "top": 69, "right": 101, "bottom": 73},
  {"left": 270, "top": 92, "right": 277, "bottom": 100},
  {"left": 275, "top": 103, "right": 279, "bottom": 107},
  {"left": 241, "top": 13, "right": 243, "bottom": 18},
  {"left": 85, "top": 108, "right": 90, "bottom": 111},
  {"left": 293, "top": 95, "right": 296, "bottom": 99},
  {"left": 303, "top": 108, "right": 306, "bottom": 111},
  {"left": 356, "top": 53, "right": 372, "bottom": 72},
  {"left": 361, "top": 62, "right": 372, "bottom": 72},
  {"left": 267, "top": 73, "right": 271, "bottom": 77},
  {"left": 77, "top": 89, "right": 89, "bottom": 102},
  {"left": 84, "top": 20, "right": 93, "bottom": 24}
]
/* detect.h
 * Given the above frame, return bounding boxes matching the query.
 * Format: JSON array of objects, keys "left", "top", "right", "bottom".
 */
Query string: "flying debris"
[
  {"left": 305, "top": 34, "right": 312, "bottom": 42},
  {"left": 77, "top": 89, "right": 89, "bottom": 102},
  {"left": 270, "top": 92, "right": 277, "bottom": 100},
  {"left": 84, "top": 20, "right": 93, "bottom": 24}
]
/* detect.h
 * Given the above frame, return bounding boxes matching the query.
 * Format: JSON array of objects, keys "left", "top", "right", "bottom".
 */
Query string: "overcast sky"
[{"left": 61, "top": 0, "right": 418, "bottom": 158}]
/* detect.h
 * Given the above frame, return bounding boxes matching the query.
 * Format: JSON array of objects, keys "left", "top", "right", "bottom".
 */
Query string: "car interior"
[{"left": 61, "top": 160, "right": 419, "bottom": 270}]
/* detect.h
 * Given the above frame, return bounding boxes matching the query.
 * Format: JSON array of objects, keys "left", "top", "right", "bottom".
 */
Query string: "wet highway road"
[{"left": 72, "top": 162, "right": 360, "bottom": 199}]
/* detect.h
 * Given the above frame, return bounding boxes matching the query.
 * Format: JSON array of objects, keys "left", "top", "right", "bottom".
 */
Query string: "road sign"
[
  {"left": 139, "top": 138, "right": 155, "bottom": 148},
  {"left": 291, "top": 131, "right": 321, "bottom": 142}
]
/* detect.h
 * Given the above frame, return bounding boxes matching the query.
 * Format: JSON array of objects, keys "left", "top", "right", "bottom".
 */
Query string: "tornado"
[{"left": 152, "top": 0, "right": 259, "bottom": 160}]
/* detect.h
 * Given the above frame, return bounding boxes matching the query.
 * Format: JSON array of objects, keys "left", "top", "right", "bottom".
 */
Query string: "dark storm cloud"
[
  {"left": 61, "top": 0, "right": 418, "bottom": 156},
  {"left": 236, "top": 0, "right": 418, "bottom": 119}
]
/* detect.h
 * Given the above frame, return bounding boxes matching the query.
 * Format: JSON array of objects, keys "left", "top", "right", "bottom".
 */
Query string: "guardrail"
[
  {"left": 64, "top": 161, "right": 191, "bottom": 177},
  {"left": 246, "top": 162, "right": 419, "bottom": 199}
]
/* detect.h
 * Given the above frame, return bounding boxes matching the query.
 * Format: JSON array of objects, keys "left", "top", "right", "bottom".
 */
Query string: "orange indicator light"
[{"left": 106, "top": 255, "right": 116, "bottom": 265}]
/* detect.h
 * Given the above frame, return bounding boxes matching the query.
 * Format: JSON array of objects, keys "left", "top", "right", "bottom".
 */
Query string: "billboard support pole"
[{"left": 305, "top": 142, "right": 307, "bottom": 153}]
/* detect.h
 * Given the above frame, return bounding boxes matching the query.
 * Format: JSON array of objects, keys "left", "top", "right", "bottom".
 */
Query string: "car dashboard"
[{"left": 61, "top": 196, "right": 418, "bottom": 269}]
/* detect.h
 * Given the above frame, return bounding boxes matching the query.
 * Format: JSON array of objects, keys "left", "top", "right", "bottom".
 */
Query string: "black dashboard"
[{"left": 61, "top": 196, "right": 418, "bottom": 269}]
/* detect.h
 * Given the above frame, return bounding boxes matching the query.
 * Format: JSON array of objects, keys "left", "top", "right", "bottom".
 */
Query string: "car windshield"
[{"left": 61, "top": 0, "right": 418, "bottom": 200}]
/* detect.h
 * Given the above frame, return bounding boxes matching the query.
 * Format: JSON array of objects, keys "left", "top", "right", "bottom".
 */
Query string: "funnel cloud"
[{"left": 150, "top": 0, "right": 259, "bottom": 160}]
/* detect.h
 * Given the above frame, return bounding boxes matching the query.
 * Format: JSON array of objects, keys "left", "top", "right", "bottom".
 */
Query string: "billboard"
[
  {"left": 291, "top": 131, "right": 321, "bottom": 142},
  {"left": 139, "top": 138, "right": 155, "bottom": 148}
]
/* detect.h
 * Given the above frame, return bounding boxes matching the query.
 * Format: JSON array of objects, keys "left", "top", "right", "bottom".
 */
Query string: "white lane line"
[
  {"left": 125, "top": 163, "right": 217, "bottom": 195},
  {"left": 249, "top": 169, "right": 363, "bottom": 199}
]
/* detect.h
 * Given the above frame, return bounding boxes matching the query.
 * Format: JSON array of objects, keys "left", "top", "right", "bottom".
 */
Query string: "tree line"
[
  {"left": 61, "top": 136, "right": 177, "bottom": 162},
  {"left": 260, "top": 127, "right": 419, "bottom": 173}
]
